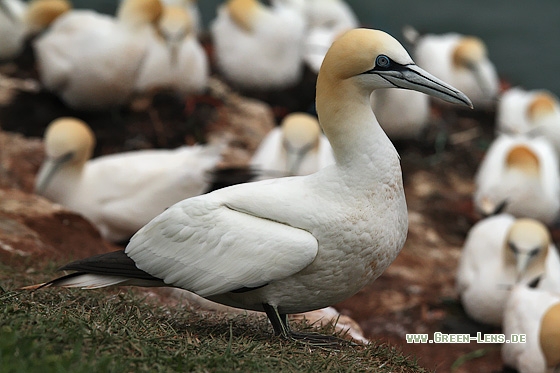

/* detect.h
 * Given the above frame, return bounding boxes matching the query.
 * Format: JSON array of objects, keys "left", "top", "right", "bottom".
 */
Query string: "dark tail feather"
[
  {"left": 59, "top": 250, "right": 160, "bottom": 281},
  {"left": 22, "top": 250, "right": 165, "bottom": 290}
]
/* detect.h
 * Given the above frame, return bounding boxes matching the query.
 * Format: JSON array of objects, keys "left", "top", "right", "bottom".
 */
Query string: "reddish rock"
[
  {"left": 0, "top": 188, "right": 120, "bottom": 268},
  {"left": 0, "top": 129, "right": 44, "bottom": 193}
]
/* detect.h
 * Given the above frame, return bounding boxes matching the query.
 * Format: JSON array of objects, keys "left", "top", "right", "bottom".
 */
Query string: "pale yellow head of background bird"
[
  {"left": 226, "top": 0, "right": 262, "bottom": 32},
  {"left": 505, "top": 145, "right": 540, "bottom": 176},
  {"left": 527, "top": 92, "right": 559, "bottom": 122},
  {"left": 158, "top": 5, "right": 193, "bottom": 41},
  {"left": 540, "top": 302, "right": 560, "bottom": 369},
  {"left": 281, "top": 113, "right": 321, "bottom": 152},
  {"left": 24, "top": 0, "right": 71, "bottom": 34},
  {"left": 117, "top": 0, "right": 163, "bottom": 28},
  {"left": 44, "top": 117, "right": 96, "bottom": 167},
  {"left": 503, "top": 218, "right": 551, "bottom": 281},
  {"left": 452, "top": 36, "right": 488, "bottom": 70}
]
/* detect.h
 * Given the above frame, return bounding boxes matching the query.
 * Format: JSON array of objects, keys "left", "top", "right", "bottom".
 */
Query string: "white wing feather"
[{"left": 126, "top": 193, "right": 319, "bottom": 297}]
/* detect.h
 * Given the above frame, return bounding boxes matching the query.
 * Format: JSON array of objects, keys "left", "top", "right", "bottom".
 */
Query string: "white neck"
[{"left": 316, "top": 75, "right": 400, "bottom": 181}]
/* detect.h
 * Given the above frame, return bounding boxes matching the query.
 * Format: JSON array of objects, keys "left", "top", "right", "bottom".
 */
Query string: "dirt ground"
[{"left": 0, "top": 42, "right": 537, "bottom": 373}]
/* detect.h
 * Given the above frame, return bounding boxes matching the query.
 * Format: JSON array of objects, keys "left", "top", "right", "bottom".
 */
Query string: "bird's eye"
[
  {"left": 508, "top": 242, "right": 518, "bottom": 254},
  {"left": 376, "top": 55, "right": 390, "bottom": 68},
  {"left": 529, "top": 248, "right": 540, "bottom": 257}
]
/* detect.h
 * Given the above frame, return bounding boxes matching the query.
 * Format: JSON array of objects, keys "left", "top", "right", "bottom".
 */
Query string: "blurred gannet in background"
[
  {"left": 27, "top": 29, "right": 471, "bottom": 342},
  {"left": 503, "top": 285, "right": 560, "bottom": 373},
  {"left": 250, "top": 112, "right": 334, "bottom": 180},
  {"left": 34, "top": 0, "right": 164, "bottom": 111},
  {"left": 210, "top": 0, "right": 306, "bottom": 90},
  {"left": 406, "top": 27, "right": 499, "bottom": 109},
  {"left": 473, "top": 134, "right": 560, "bottom": 225},
  {"left": 496, "top": 87, "right": 560, "bottom": 154},
  {"left": 35, "top": 117, "right": 223, "bottom": 242},
  {"left": 302, "top": 0, "right": 359, "bottom": 73},
  {"left": 370, "top": 89, "right": 431, "bottom": 140},
  {"left": 0, "top": 0, "right": 71, "bottom": 60},
  {"left": 456, "top": 215, "right": 560, "bottom": 326},
  {"left": 161, "top": 0, "right": 200, "bottom": 34},
  {"left": 134, "top": 4, "right": 208, "bottom": 94}
]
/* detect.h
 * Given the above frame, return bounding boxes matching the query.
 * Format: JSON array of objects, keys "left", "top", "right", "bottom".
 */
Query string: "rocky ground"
[{"left": 0, "top": 45, "right": 537, "bottom": 372}]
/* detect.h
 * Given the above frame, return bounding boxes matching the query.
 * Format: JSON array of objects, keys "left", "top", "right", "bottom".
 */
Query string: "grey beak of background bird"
[
  {"left": 381, "top": 64, "right": 474, "bottom": 109},
  {"left": 35, "top": 153, "right": 73, "bottom": 195}
]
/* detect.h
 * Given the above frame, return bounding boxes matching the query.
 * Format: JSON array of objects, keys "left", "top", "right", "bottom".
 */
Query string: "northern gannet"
[
  {"left": 210, "top": 0, "right": 306, "bottom": 91},
  {"left": 456, "top": 215, "right": 560, "bottom": 326},
  {"left": 33, "top": 0, "right": 164, "bottom": 111},
  {"left": 408, "top": 28, "right": 499, "bottom": 109},
  {"left": 0, "top": 0, "right": 71, "bottom": 60},
  {"left": 502, "top": 285, "right": 560, "bottom": 373},
  {"left": 473, "top": 134, "right": 560, "bottom": 225},
  {"left": 35, "top": 117, "right": 223, "bottom": 242},
  {"left": 134, "top": 4, "right": 209, "bottom": 94},
  {"left": 29, "top": 29, "right": 471, "bottom": 341},
  {"left": 250, "top": 112, "right": 335, "bottom": 180},
  {"left": 496, "top": 87, "right": 560, "bottom": 154}
]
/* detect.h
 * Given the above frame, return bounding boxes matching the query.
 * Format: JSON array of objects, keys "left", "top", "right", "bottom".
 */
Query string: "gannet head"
[
  {"left": 24, "top": 0, "right": 71, "bottom": 34},
  {"left": 226, "top": 0, "right": 262, "bottom": 32},
  {"left": 452, "top": 36, "right": 496, "bottom": 98},
  {"left": 280, "top": 113, "right": 321, "bottom": 174},
  {"left": 35, "top": 117, "right": 95, "bottom": 194},
  {"left": 117, "top": 0, "right": 163, "bottom": 28},
  {"left": 506, "top": 144, "right": 540, "bottom": 176},
  {"left": 503, "top": 218, "right": 550, "bottom": 282},
  {"left": 452, "top": 36, "right": 487, "bottom": 70},
  {"left": 527, "top": 92, "right": 559, "bottom": 122},
  {"left": 320, "top": 28, "right": 473, "bottom": 107},
  {"left": 157, "top": 5, "right": 193, "bottom": 65},
  {"left": 540, "top": 302, "right": 560, "bottom": 369}
]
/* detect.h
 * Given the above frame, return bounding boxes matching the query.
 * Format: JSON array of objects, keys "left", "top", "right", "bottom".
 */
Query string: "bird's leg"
[
  {"left": 263, "top": 303, "right": 291, "bottom": 338},
  {"left": 262, "top": 304, "right": 353, "bottom": 348}
]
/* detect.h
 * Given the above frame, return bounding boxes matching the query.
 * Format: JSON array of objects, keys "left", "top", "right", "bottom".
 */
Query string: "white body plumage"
[{"left": 473, "top": 134, "right": 560, "bottom": 224}]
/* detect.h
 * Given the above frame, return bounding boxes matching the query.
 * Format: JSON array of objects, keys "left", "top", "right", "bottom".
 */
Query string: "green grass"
[{"left": 1, "top": 266, "right": 427, "bottom": 373}]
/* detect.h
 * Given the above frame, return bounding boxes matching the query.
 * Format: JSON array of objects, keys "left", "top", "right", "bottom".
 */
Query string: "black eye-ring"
[{"left": 376, "top": 55, "right": 390, "bottom": 68}]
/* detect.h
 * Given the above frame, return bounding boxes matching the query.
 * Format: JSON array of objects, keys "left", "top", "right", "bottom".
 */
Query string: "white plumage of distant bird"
[
  {"left": 503, "top": 285, "right": 560, "bottom": 373},
  {"left": 456, "top": 215, "right": 560, "bottom": 326},
  {"left": 134, "top": 4, "right": 208, "bottom": 94},
  {"left": 34, "top": 0, "right": 164, "bottom": 111},
  {"left": 302, "top": 0, "right": 359, "bottom": 73},
  {"left": 210, "top": 0, "right": 306, "bottom": 90},
  {"left": 250, "top": 112, "right": 334, "bottom": 180},
  {"left": 370, "top": 88, "right": 431, "bottom": 140},
  {"left": 27, "top": 28, "right": 471, "bottom": 341},
  {"left": 406, "top": 28, "right": 500, "bottom": 109},
  {"left": 473, "top": 134, "right": 560, "bottom": 225},
  {"left": 496, "top": 87, "right": 560, "bottom": 154},
  {"left": 0, "top": 0, "right": 27, "bottom": 60},
  {"left": 35, "top": 117, "right": 223, "bottom": 242},
  {"left": 0, "top": 0, "right": 71, "bottom": 60}
]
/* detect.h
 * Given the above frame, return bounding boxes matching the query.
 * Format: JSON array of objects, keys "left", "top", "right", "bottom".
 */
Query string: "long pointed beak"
[
  {"left": 286, "top": 150, "right": 306, "bottom": 176},
  {"left": 35, "top": 153, "right": 73, "bottom": 194},
  {"left": 379, "top": 64, "right": 473, "bottom": 108},
  {"left": 515, "top": 253, "right": 531, "bottom": 282},
  {"left": 468, "top": 63, "right": 498, "bottom": 100},
  {"left": 0, "top": 1, "right": 17, "bottom": 23},
  {"left": 166, "top": 38, "right": 181, "bottom": 67}
]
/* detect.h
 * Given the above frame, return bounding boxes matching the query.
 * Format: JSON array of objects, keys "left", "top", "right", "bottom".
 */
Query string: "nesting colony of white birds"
[{"left": 1, "top": 0, "right": 559, "bottom": 370}]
